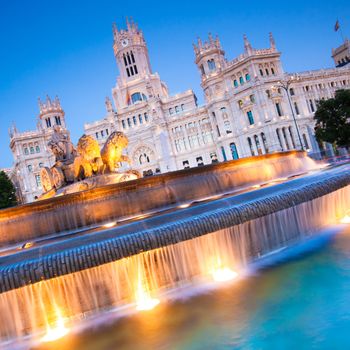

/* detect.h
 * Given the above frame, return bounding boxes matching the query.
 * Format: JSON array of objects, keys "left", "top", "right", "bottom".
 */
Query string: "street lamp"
[{"left": 274, "top": 76, "right": 305, "bottom": 151}]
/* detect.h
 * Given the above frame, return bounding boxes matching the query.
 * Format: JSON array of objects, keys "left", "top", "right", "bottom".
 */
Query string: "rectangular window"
[
  {"left": 309, "top": 99, "right": 315, "bottom": 112},
  {"left": 294, "top": 102, "right": 300, "bottom": 115},
  {"left": 247, "top": 110, "right": 254, "bottom": 125},
  {"left": 275, "top": 103, "right": 283, "bottom": 117},
  {"left": 35, "top": 175, "right": 41, "bottom": 188}
]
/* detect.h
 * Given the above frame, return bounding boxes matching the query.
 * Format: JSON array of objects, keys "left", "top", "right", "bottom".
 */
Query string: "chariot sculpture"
[{"left": 40, "top": 127, "right": 140, "bottom": 198}]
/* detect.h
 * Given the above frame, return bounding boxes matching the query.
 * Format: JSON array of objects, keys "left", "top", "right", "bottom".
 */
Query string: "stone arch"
[{"left": 131, "top": 144, "right": 156, "bottom": 166}]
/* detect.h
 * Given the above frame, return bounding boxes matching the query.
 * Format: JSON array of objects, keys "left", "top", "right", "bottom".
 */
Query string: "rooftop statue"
[{"left": 40, "top": 130, "right": 139, "bottom": 198}]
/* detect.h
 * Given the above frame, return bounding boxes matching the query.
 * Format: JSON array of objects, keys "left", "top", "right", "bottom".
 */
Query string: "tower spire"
[
  {"left": 269, "top": 32, "right": 276, "bottom": 50},
  {"left": 243, "top": 34, "right": 252, "bottom": 54}
]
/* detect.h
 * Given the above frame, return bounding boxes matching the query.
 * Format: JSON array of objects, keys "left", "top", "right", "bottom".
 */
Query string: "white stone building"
[
  {"left": 7, "top": 20, "right": 350, "bottom": 203},
  {"left": 85, "top": 20, "right": 350, "bottom": 176},
  {"left": 8, "top": 96, "right": 70, "bottom": 203}
]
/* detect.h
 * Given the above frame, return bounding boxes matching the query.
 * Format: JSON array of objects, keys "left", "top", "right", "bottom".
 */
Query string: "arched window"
[
  {"left": 122, "top": 120, "right": 126, "bottom": 129},
  {"left": 245, "top": 73, "right": 251, "bottom": 81},
  {"left": 259, "top": 69, "right": 264, "bottom": 76},
  {"left": 45, "top": 118, "right": 51, "bottom": 128},
  {"left": 181, "top": 104, "right": 185, "bottom": 111},
  {"left": 175, "top": 106, "right": 180, "bottom": 113},
  {"left": 55, "top": 116, "right": 61, "bottom": 125},
  {"left": 208, "top": 59, "right": 216, "bottom": 71},
  {"left": 239, "top": 76, "right": 244, "bottom": 85},
  {"left": 130, "top": 92, "right": 147, "bottom": 105},
  {"left": 28, "top": 164, "right": 33, "bottom": 172},
  {"left": 254, "top": 135, "right": 262, "bottom": 155},
  {"left": 247, "top": 137, "right": 255, "bottom": 156},
  {"left": 144, "top": 113, "right": 149, "bottom": 122},
  {"left": 233, "top": 80, "right": 239, "bottom": 88},
  {"left": 127, "top": 118, "right": 132, "bottom": 127},
  {"left": 282, "top": 127, "right": 290, "bottom": 150},
  {"left": 288, "top": 126, "right": 296, "bottom": 148},
  {"left": 261, "top": 132, "right": 269, "bottom": 153},
  {"left": 133, "top": 116, "right": 137, "bottom": 125},
  {"left": 139, "top": 153, "right": 150, "bottom": 165},
  {"left": 138, "top": 114, "right": 143, "bottom": 124},
  {"left": 271, "top": 67, "right": 275, "bottom": 75},
  {"left": 130, "top": 51, "right": 135, "bottom": 63},
  {"left": 265, "top": 68, "right": 269, "bottom": 76},
  {"left": 39, "top": 162, "right": 44, "bottom": 168},
  {"left": 276, "top": 129, "right": 283, "bottom": 150},
  {"left": 276, "top": 102, "right": 283, "bottom": 117},
  {"left": 24, "top": 147, "right": 29, "bottom": 155},
  {"left": 302, "top": 134, "right": 309, "bottom": 149},
  {"left": 30, "top": 146, "right": 35, "bottom": 154},
  {"left": 230, "top": 143, "right": 239, "bottom": 159},
  {"left": 169, "top": 108, "right": 173, "bottom": 115},
  {"left": 35, "top": 145, "right": 40, "bottom": 153}
]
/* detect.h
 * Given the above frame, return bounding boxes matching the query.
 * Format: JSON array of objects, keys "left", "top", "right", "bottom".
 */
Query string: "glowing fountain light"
[
  {"left": 103, "top": 221, "right": 116, "bottom": 228},
  {"left": 41, "top": 308, "right": 69, "bottom": 343},
  {"left": 340, "top": 213, "right": 350, "bottom": 224},
  {"left": 211, "top": 267, "right": 238, "bottom": 282},
  {"left": 178, "top": 203, "right": 191, "bottom": 209},
  {"left": 135, "top": 281, "right": 160, "bottom": 311}
]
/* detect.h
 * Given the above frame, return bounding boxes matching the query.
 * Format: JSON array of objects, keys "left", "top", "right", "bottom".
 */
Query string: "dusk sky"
[{"left": 0, "top": 0, "right": 349, "bottom": 168}]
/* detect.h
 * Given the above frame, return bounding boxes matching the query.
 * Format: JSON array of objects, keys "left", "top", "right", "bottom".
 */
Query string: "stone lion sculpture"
[
  {"left": 73, "top": 134, "right": 104, "bottom": 180},
  {"left": 101, "top": 131, "right": 131, "bottom": 173}
]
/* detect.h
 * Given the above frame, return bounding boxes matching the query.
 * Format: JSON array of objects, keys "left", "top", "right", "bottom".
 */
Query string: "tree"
[
  {"left": 0, "top": 171, "right": 17, "bottom": 209},
  {"left": 314, "top": 89, "right": 350, "bottom": 147}
]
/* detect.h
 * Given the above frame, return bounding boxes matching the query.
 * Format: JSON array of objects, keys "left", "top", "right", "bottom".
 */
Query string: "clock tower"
[{"left": 112, "top": 18, "right": 152, "bottom": 82}]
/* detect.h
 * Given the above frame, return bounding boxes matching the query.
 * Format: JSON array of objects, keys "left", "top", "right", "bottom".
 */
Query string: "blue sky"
[{"left": 0, "top": 0, "right": 349, "bottom": 168}]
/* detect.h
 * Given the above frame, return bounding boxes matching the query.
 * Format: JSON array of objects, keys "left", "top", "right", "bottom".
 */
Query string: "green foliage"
[
  {"left": 314, "top": 89, "right": 350, "bottom": 147},
  {"left": 0, "top": 171, "right": 17, "bottom": 209}
]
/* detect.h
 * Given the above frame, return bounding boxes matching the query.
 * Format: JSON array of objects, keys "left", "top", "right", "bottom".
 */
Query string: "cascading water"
[{"left": 0, "top": 183, "right": 349, "bottom": 346}]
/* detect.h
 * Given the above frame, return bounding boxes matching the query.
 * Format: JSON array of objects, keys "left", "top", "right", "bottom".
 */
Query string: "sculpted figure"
[
  {"left": 48, "top": 125, "right": 75, "bottom": 162},
  {"left": 73, "top": 134, "right": 104, "bottom": 180},
  {"left": 101, "top": 131, "right": 131, "bottom": 173}
]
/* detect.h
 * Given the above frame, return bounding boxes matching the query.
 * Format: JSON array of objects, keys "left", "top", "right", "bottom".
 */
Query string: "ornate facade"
[
  {"left": 7, "top": 20, "right": 350, "bottom": 203},
  {"left": 8, "top": 96, "right": 70, "bottom": 203},
  {"left": 85, "top": 20, "right": 350, "bottom": 177}
]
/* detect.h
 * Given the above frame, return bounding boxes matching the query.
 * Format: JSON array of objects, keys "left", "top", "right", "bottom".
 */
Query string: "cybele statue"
[{"left": 39, "top": 129, "right": 140, "bottom": 199}]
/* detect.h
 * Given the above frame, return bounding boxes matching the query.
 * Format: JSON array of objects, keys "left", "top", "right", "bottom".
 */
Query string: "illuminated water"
[{"left": 34, "top": 225, "right": 350, "bottom": 350}]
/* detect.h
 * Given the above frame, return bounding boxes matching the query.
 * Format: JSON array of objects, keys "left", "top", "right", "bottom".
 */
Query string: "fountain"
[
  {"left": 39, "top": 126, "right": 140, "bottom": 199},
  {"left": 0, "top": 148, "right": 349, "bottom": 348}
]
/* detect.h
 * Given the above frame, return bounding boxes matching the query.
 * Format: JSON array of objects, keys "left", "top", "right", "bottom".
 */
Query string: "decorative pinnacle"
[
  {"left": 269, "top": 32, "right": 276, "bottom": 50},
  {"left": 38, "top": 95, "right": 63, "bottom": 116}
]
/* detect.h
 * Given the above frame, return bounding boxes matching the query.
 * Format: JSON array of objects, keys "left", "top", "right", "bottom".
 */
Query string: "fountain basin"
[
  {"left": 0, "top": 151, "right": 316, "bottom": 246},
  {"left": 0, "top": 163, "right": 349, "bottom": 293}
]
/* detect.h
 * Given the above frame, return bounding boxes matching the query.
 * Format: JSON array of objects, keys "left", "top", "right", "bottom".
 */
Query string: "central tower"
[
  {"left": 113, "top": 18, "right": 152, "bottom": 82},
  {"left": 111, "top": 19, "right": 169, "bottom": 111}
]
